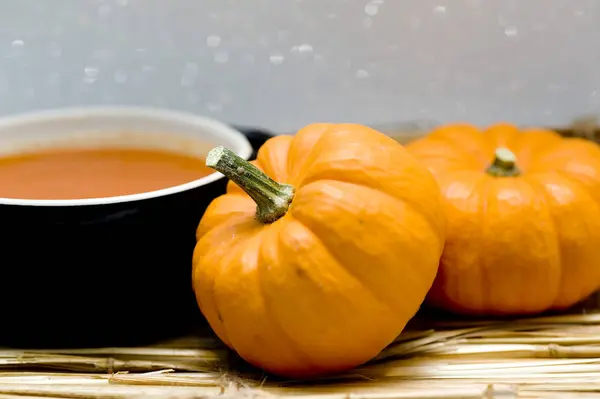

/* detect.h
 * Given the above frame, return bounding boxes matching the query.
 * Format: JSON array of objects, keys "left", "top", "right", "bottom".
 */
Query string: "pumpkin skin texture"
[
  {"left": 192, "top": 124, "right": 446, "bottom": 378},
  {"left": 405, "top": 123, "right": 600, "bottom": 316}
]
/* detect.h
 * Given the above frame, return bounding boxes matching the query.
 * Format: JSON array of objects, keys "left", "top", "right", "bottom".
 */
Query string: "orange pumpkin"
[
  {"left": 406, "top": 123, "right": 600, "bottom": 316},
  {"left": 192, "top": 124, "right": 446, "bottom": 377}
]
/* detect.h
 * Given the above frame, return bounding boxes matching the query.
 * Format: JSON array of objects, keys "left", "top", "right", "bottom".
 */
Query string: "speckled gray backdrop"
[{"left": 0, "top": 0, "right": 598, "bottom": 133}]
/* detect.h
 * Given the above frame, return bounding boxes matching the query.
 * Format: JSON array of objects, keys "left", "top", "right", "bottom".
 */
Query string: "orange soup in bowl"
[{"left": 0, "top": 147, "right": 214, "bottom": 200}]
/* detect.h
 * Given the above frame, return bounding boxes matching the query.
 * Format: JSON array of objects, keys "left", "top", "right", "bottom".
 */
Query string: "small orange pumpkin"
[
  {"left": 406, "top": 123, "right": 600, "bottom": 316},
  {"left": 192, "top": 124, "right": 446, "bottom": 377}
]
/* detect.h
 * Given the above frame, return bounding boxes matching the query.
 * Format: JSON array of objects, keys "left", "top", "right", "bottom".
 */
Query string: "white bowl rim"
[{"left": 0, "top": 106, "right": 254, "bottom": 207}]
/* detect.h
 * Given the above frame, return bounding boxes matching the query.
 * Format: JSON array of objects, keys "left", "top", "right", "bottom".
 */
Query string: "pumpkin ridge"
[
  {"left": 255, "top": 135, "right": 294, "bottom": 182},
  {"left": 284, "top": 214, "right": 399, "bottom": 318},
  {"left": 211, "top": 229, "right": 316, "bottom": 370},
  {"left": 482, "top": 178, "right": 562, "bottom": 314},
  {"left": 291, "top": 180, "right": 440, "bottom": 314},
  {"left": 254, "top": 226, "right": 325, "bottom": 372},
  {"left": 290, "top": 124, "right": 407, "bottom": 187},
  {"left": 414, "top": 137, "right": 485, "bottom": 165},
  {"left": 211, "top": 235, "right": 254, "bottom": 353},
  {"left": 526, "top": 139, "right": 600, "bottom": 174},
  {"left": 427, "top": 173, "right": 489, "bottom": 312},
  {"left": 472, "top": 176, "right": 546, "bottom": 314},
  {"left": 195, "top": 199, "right": 256, "bottom": 241},
  {"left": 512, "top": 130, "right": 564, "bottom": 168},
  {"left": 521, "top": 174, "right": 564, "bottom": 308},
  {"left": 553, "top": 169, "right": 600, "bottom": 205},
  {"left": 256, "top": 216, "right": 402, "bottom": 374},
  {"left": 524, "top": 172, "right": 600, "bottom": 307},
  {"left": 298, "top": 173, "right": 445, "bottom": 249},
  {"left": 406, "top": 138, "right": 488, "bottom": 177},
  {"left": 482, "top": 123, "right": 521, "bottom": 154},
  {"left": 285, "top": 124, "right": 333, "bottom": 184},
  {"left": 194, "top": 222, "right": 259, "bottom": 349},
  {"left": 452, "top": 175, "right": 499, "bottom": 312},
  {"left": 472, "top": 176, "right": 493, "bottom": 312},
  {"left": 424, "top": 126, "right": 491, "bottom": 164},
  {"left": 560, "top": 155, "right": 600, "bottom": 199}
]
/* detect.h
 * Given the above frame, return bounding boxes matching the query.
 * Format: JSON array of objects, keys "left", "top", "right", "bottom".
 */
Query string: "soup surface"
[{"left": 0, "top": 147, "right": 214, "bottom": 200}]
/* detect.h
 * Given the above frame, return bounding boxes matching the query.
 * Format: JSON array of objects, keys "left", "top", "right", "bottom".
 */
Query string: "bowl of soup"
[{"left": 0, "top": 106, "right": 261, "bottom": 348}]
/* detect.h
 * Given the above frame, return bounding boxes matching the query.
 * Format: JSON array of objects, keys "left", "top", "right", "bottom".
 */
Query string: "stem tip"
[
  {"left": 206, "top": 146, "right": 226, "bottom": 168},
  {"left": 486, "top": 147, "right": 520, "bottom": 177},
  {"left": 494, "top": 147, "right": 516, "bottom": 165}
]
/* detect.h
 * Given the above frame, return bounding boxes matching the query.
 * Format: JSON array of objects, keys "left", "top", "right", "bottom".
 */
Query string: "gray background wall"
[{"left": 0, "top": 0, "right": 598, "bottom": 133}]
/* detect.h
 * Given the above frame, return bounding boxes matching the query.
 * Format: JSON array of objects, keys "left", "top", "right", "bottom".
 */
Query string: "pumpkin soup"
[{"left": 0, "top": 147, "right": 214, "bottom": 200}]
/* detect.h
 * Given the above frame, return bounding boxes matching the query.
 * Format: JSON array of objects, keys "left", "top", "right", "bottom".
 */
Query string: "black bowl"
[{"left": 0, "top": 107, "right": 272, "bottom": 348}]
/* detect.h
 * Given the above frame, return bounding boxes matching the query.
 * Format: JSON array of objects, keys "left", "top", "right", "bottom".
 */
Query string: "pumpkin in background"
[
  {"left": 406, "top": 123, "right": 600, "bottom": 316},
  {"left": 192, "top": 124, "right": 446, "bottom": 378}
]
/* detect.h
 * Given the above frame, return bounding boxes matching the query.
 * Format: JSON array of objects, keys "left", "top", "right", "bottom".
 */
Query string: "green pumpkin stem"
[
  {"left": 486, "top": 147, "right": 521, "bottom": 177},
  {"left": 206, "top": 146, "right": 295, "bottom": 223}
]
